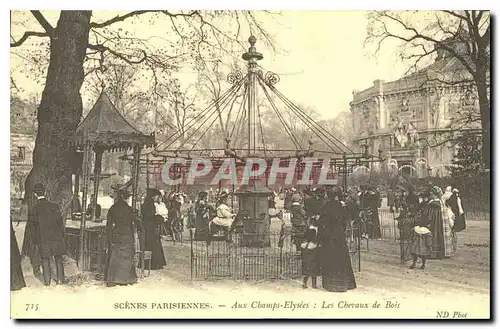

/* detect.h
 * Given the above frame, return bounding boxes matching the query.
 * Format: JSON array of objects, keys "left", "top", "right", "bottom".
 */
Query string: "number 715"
[{"left": 25, "top": 304, "right": 39, "bottom": 311}]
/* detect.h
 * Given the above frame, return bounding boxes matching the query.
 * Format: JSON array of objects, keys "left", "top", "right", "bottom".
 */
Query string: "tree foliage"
[{"left": 449, "top": 131, "right": 484, "bottom": 177}]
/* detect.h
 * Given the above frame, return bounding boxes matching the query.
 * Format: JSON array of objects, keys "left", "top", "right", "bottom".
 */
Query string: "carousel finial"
[{"left": 248, "top": 35, "right": 257, "bottom": 46}]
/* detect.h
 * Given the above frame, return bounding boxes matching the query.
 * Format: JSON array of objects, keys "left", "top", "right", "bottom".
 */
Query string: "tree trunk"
[
  {"left": 24, "top": 11, "right": 92, "bottom": 219},
  {"left": 476, "top": 70, "right": 490, "bottom": 170}
]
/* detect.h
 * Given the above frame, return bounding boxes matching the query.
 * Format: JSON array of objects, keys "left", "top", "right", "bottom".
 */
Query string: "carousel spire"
[{"left": 242, "top": 36, "right": 263, "bottom": 156}]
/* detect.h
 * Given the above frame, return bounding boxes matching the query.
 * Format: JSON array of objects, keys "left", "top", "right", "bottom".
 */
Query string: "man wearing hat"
[
  {"left": 85, "top": 194, "right": 102, "bottom": 221},
  {"left": 447, "top": 188, "right": 466, "bottom": 232},
  {"left": 31, "top": 183, "right": 65, "bottom": 285}
]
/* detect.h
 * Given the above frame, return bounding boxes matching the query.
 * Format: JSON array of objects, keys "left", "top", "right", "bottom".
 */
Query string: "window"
[{"left": 17, "top": 147, "right": 26, "bottom": 160}]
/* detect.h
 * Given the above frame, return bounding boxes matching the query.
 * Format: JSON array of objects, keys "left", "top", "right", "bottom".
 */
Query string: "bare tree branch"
[
  {"left": 10, "top": 31, "right": 48, "bottom": 47},
  {"left": 88, "top": 43, "right": 148, "bottom": 65},
  {"left": 30, "top": 10, "right": 54, "bottom": 34},
  {"left": 443, "top": 10, "right": 468, "bottom": 21},
  {"left": 90, "top": 10, "right": 199, "bottom": 29},
  {"left": 370, "top": 11, "right": 476, "bottom": 74}
]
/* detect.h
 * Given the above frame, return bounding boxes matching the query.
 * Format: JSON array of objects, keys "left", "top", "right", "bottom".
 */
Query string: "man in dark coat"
[
  {"left": 447, "top": 188, "right": 466, "bottom": 232},
  {"left": 86, "top": 194, "right": 102, "bottom": 221},
  {"left": 406, "top": 186, "right": 420, "bottom": 213},
  {"left": 32, "top": 183, "right": 65, "bottom": 286},
  {"left": 359, "top": 185, "right": 382, "bottom": 239}
]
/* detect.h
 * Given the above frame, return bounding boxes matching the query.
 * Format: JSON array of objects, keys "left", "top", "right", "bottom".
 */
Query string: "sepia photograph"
[{"left": 8, "top": 6, "right": 491, "bottom": 320}]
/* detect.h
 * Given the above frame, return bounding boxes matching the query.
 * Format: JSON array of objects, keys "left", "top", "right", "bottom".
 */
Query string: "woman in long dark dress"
[
  {"left": 366, "top": 188, "right": 382, "bottom": 239},
  {"left": 105, "top": 188, "right": 138, "bottom": 287},
  {"left": 427, "top": 186, "right": 454, "bottom": 259},
  {"left": 318, "top": 186, "right": 356, "bottom": 292},
  {"left": 11, "top": 219, "right": 26, "bottom": 291},
  {"left": 141, "top": 188, "right": 167, "bottom": 270},
  {"left": 194, "top": 191, "right": 211, "bottom": 240}
]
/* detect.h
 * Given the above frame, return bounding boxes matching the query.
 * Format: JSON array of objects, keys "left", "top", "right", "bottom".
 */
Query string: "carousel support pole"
[
  {"left": 243, "top": 35, "right": 262, "bottom": 156},
  {"left": 146, "top": 154, "right": 150, "bottom": 188},
  {"left": 131, "top": 145, "right": 141, "bottom": 209},
  {"left": 358, "top": 222, "right": 361, "bottom": 272},
  {"left": 74, "top": 169, "right": 80, "bottom": 196},
  {"left": 342, "top": 153, "right": 348, "bottom": 191},
  {"left": 91, "top": 147, "right": 104, "bottom": 222},
  {"left": 177, "top": 172, "right": 181, "bottom": 193},
  {"left": 131, "top": 144, "right": 144, "bottom": 277},
  {"left": 231, "top": 184, "right": 235, "bottom": 209},
  {"left": 79, "top": 141, "right": 91, "bottom": 269}
]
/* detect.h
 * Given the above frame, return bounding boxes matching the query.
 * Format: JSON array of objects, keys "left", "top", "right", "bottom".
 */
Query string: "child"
[
  {"left": 301, "top": 227, "right": 320, "bottom": 289},
  {"left": 409, "top": 208, "right": 432, "bottom": 269},
  {"left": 154, "top": 194, "right": 169, "bottom": 221}
]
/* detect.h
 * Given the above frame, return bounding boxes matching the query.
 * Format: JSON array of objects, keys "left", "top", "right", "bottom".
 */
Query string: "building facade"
[
  {"left": 11, "top": 132, "right": 35, "bottom": 198},
  {"left": 350, "top": 45, "right": 482, "bottom": 176},
  {"left": 10, "top": 96, "right": 37, "bottom": 198}
]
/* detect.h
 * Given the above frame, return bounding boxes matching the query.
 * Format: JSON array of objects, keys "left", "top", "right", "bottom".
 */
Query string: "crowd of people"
[
  {"left": 11, "top": 182, "right": 188, "bottom": 290},
  {"left": 10, "top": 180, "right": 466, "bottom": 293},
  {"left": 279, "top": 185, "right": 383, "bottom": 241},
  {"left": 399, "top": 185, "right": 466, "bottom": 268},
  {"left": 292, "top": 186, "right": 357, "bottom": 293}
]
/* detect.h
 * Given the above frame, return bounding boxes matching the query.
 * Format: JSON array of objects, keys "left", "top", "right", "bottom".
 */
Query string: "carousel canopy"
[
  {"left": 72, "top": 92, "right": 155, "bottom": 150},
  {"left": 152, "top": 36, "right": 355, "bottom": 161}
]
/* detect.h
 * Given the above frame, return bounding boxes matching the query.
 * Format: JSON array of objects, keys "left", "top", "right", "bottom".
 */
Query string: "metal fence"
[
  {"left": 65, "top": 226, "right": 108, "bottom": 275},
  {"left": 64, "top": 226, "right": 148, "bottom": 279},
  {"left": 189, "top": 227, "right": 361, "bottom": 281}
]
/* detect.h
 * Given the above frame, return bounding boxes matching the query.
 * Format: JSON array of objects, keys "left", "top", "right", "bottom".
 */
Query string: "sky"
[{"left": 10, "top": 10, "right": 413, "bottom": 120}]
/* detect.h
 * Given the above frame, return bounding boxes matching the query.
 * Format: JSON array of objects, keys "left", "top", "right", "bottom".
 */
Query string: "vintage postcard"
[{"left": 9, "top": 9, "right": 490, "bottom": 319}]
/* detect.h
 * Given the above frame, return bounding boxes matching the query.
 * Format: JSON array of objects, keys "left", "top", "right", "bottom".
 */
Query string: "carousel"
[
  {"left": 120, "top": 36, "right": 385, "bottom": 279},
  {"left": 68, "top": 92, "right": 155, "bottom": 276}
]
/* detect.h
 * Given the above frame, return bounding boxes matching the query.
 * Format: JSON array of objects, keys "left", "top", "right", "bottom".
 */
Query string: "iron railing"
[
  {"left": 189, "top": 227, "right": 361, "bottom": 281},
  {"left": 64, "top": 226, "right": 147, "bottom": 279}
]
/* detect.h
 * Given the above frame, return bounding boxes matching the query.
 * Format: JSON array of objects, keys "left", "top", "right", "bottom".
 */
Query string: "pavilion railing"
[{"left": 64, "top": 225, "right": 147, "bottom": 279}]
